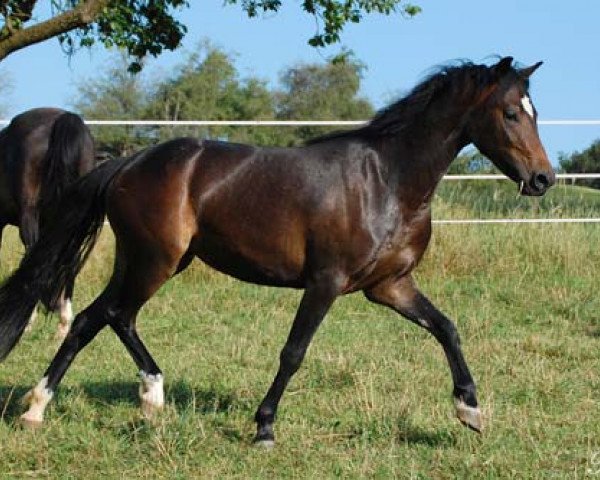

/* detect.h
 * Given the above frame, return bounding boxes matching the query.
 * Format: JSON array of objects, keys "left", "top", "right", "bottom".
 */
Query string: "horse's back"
[
  {"left": 106, "top": 138, "right": 318, "bottom": 286},
  {"left": 105, "top": 136, "right": 405, "bottom": 289}
]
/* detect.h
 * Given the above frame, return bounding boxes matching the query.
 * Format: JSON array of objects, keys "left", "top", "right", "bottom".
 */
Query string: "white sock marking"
[
  {"left": 139, "top": 371, "right": 164, "bottom": 410},
  {"left": 521, "top": 96, "right": 535, "bottom": 118},
  {"left": 60, "top": 299, "right": 73, "bottom": 325},
  {"left": 21, "top": 376, "right": 53, "bottom": 423}
]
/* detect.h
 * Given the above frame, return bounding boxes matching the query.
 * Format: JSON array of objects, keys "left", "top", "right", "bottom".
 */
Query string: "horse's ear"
[
  {"left": 519, "top": 61, "right": 543, "bottom": 78},
  {"left": 492, "top": 56, "right": 514, "bottom": 79}
]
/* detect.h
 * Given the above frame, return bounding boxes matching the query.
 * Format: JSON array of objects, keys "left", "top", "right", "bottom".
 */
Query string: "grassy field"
[{"left": 0, "top": 182, "right": 598, "bottom": 478}]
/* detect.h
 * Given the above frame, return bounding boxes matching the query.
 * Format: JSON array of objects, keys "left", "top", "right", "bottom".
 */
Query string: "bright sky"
[{"left": 2, "top": 1, "right": 599, "bottom": 164}]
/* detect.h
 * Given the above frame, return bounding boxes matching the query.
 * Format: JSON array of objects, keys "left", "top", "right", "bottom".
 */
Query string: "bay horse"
[
  {"left": 0, "top": 108, "right": 96, "bottom": 339},
  {"left": 0, "top": 58, "right": 553, "bottom": 445}
]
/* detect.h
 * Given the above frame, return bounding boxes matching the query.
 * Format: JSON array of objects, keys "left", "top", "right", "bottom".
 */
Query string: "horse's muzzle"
[{"left": 522, "top": 170, "right": 555, "bottom": 196}]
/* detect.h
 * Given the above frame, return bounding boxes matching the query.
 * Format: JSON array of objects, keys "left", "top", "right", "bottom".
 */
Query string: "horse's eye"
[{"left": 504, "top": 109, "right": 518, "bottom": 122}]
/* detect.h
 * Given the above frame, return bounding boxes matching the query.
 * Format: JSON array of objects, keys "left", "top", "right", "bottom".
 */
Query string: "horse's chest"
[{"left": 347, "top": 213, "right": 431, "bottom": 291}]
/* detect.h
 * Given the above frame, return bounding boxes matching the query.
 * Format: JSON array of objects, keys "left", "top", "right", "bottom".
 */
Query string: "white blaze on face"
[{"left": 521, "top": 95, "right": 535, "bottom": 118}]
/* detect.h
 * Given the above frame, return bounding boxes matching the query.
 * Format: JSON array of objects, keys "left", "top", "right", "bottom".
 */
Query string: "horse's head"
[{"left": 466, "top": 57, "right": 555, "bottom": 196}]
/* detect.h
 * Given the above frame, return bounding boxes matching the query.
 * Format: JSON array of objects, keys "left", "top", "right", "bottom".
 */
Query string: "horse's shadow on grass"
[
  {"left": 0, "top": 381, "right": 457, "bottom": 448},
  {"left": 0, "top": 379, "right": 251, "bottom": 423},
  {"left": 0, "top": 384, "right": 32, "bottom": 421},
  {"left": 80, "top": 379, "right": 253, "bottom": 415},
  {"left": 395, "top": 420, "right": 457, "bottom": 448}
]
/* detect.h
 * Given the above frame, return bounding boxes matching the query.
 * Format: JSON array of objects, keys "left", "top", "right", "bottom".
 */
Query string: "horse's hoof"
[
  {"left": 18, "top": 414, "right": 43, "bottom": 429},
  {"left": 454, "top": 398, "right": 482, "bottom": 433},
  {"left": 252, "top": 435, "right": 275, "bottom": 450},
  {"left": 254, "top": 438, "right": 275, "bottom": 449}
]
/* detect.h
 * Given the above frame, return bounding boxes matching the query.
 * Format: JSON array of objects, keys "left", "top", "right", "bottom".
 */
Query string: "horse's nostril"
[{"left": 533, "top": 172, "right": 550, "bottom": 191}]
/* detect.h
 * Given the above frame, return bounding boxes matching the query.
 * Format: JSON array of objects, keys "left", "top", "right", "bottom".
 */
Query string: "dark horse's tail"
[
  {"left": 0, "top": 157, "right": 128, "bottom": 361},
  {"left": 40, "top": 111, "right": 93, "bottom": 208}
]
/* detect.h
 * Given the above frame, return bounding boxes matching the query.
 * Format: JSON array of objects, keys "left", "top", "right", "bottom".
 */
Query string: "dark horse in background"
[
  {"left": 0, "top": 108, "right": 96, "bottom": 339},
  {"left": 0, "top": 58, "right": 553, "bottom": 445}
]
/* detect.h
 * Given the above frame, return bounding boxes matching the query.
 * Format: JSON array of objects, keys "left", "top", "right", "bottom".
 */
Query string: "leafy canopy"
[
  {"left": 559, "top": 139, "right": 600, "bottom": 189},
  {"left": 224, "top": 1, "right": 421, "bottom": 47},
  {"left": 0, "top": 1, "right": 420, "bottom": 68},
  {"left": 73, "top": 43, "right": 375, "bottom": 153}
]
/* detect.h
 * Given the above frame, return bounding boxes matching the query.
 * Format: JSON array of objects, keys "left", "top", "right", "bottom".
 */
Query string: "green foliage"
[
  {"left": 145, "top": 42, "right": 277, "bottom": 145},
  {"left": 225, "top": 0, "right": 421, "bottom": 47},
  {"left": 435, "top": 179, "right": 600, "bottom": 220},
  {"left": 73, "top": 54, "right": 149, "bottom": 156},
  {"left": 73, "top": 44, "right": 375, "bottom": 150},
  {"left": 447, "top": 148, "right": 497, "bottom": 175},
  {"left": 0, "top": 1, "right": 420, "bottom": 66},
  {"left": 559, "top": 139, "right": 600, "bottom": 189},
  {"left": 53, "top": 0, "right": 190, "bottom": 73},
  {"left": 274, "top": 51, "right": 374, "bottom": 145}
]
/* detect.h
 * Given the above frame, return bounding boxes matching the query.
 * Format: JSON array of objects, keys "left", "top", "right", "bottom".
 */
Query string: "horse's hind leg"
[
  {"left": 19, "top": 206, "right": 42, "bottom": 334},
  {"left": 55, "top": 279, "right": 75, "bottom": 340},
  {"left": 20, "top": 239, "right": 188, "bottom": 426},
  {"left": 106, "top": 248, "right": 185, "bottom": 418},
  {"left": 19, "top": 204, "right": 39, "bottom": 249},
  {"left": 20, "top": 289, "right": 113, "bottom": 426}
]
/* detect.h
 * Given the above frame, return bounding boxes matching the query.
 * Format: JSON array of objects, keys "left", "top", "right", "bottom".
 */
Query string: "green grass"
[
  {"left": 0, "top": 183, "right": 599, "bottom": 478},
  {"left": 435, "top": 179, "right": 600, "bottom": 219}
]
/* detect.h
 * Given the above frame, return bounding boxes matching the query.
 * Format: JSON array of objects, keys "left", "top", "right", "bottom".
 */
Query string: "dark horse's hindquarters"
[
  {"left": 0, "top": 108, "right": 96, "bottom": 338},
  {"left": 0, "top": 58, "right": 553, "bottom": 445}
]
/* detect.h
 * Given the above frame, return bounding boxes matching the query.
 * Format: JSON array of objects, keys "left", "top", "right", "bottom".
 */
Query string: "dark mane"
[{"left": 306, "top": 60, "right": 520, "bottom": 145}]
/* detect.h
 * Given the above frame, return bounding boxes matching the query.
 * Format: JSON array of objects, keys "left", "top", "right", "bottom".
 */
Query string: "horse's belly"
[{"left": 194, "top": 231, "right": 306, "bottom": 288}]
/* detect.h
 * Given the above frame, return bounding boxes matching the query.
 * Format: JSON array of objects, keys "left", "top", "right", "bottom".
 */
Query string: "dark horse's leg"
[
  {"left": 19, "top": 204, "right": 39, "bottom": 249},
  {"left": 19, "top": 206, "right": 41, "bottom": 334},
  {"left": 365, "top": 274, "right": 482, "bottom": 432},
  {"left": 20, "top": 243, "right": 182, "bottom": 426},
  {"left": 254, "top": 275, "right": 340, "bottom": 447},
  {"left": 20, "top": 290, "right": 111, "bottom": 426}
]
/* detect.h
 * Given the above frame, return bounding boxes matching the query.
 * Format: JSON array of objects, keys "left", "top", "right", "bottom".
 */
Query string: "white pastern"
[
  {"left": 56, "top": 299, "right": 73, "bottom": 339},
  {"left": 60, "top": 299, "right": 73, "bottom": 325},
  {"left": 21, "top": 376, "right": 53, "bottom": 424},
  {"left": 139, "top": 371, "right": 164, "bottom": 416},
  {"left": 521, "top": 96, "right": 535, "bottom": 118}
]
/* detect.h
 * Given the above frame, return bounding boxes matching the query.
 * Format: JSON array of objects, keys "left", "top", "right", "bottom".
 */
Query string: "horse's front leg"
[
  {"left": 254, "top": 275, "right": 341, "bottom": 447},
  {"left": 365, "top": 274, "right": 482, "bottom": 432}
]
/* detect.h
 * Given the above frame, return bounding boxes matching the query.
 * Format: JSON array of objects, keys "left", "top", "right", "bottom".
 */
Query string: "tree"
[
  {"left": 0, "top": 1, "right": 188, "bottom": 70},
  {"left": 559, "top": 140, "right": 600, "bottom": 189},
  {"left": 225, "top": 1, "right": 421, "bottom": 48},
  {"left": 73, "top": 54, "right": 150, "bottom": 156},
  {"left": 145, "top": 42, "right": 278, "bottom": 145},
  {"left": 447, "top": 148, "right": 497, "bottom": 175},
  {"left": 0, "top": 1, "right": 420, "bottom": 69},
  {"left": 274, "top": 51, "right": 374, "bottom": 145},
  {"left": 72, "top": 45, "right": 376, "bottom": 152}
]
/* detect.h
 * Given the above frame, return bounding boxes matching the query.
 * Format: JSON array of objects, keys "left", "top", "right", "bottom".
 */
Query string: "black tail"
[
  {"left": 39, "top": 111, "right": 93, "bottom": 208},
  {"left": 0, "top": 156, "right": 128, "bottom": 361}
]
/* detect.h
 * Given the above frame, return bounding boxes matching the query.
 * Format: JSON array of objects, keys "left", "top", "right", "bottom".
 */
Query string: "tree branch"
[{"left": 0, "top": 0, "right": 110, "bottom": 61}]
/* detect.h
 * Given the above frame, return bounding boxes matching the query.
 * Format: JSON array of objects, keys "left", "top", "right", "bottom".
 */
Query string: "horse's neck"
[{"left": 384, "top": 106, "right": 469, "bottom": 206}]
